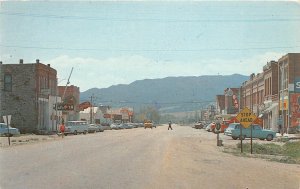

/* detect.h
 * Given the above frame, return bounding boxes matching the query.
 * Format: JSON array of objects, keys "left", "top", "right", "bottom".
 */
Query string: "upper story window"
[{"left": 4, "top": 74, "right": 12, "bottom": 92}]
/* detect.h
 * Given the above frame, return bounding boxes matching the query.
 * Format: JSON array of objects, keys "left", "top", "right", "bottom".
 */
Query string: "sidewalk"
[
  {"left": 275, "top": 133, "right": 300, "bottom": 141},
  {"left": 0, "top": 134, "right": 61, "bottom": 147}
]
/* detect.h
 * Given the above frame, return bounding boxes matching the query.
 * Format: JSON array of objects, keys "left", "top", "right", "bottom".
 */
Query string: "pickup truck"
[
  {"left": 144, "top": 120, "right": 153, "bottom": 129},
  {"left": 231, "top": 124, "right": 276, "bottom": 141}
]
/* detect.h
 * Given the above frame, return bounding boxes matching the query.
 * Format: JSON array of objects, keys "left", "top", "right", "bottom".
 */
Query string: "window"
[{"left": 4, "top": 74, "right": 12, "bottom": 91}]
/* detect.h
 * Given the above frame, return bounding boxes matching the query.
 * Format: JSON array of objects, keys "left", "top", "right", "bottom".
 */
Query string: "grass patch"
[{"left": 225, "top": 141, "right": 300, "bottom": 164}]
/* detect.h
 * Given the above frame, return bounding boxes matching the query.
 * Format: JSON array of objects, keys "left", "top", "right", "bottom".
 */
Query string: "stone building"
[{"left": 0, "top": 59, "right": 61, "bottom": 133}]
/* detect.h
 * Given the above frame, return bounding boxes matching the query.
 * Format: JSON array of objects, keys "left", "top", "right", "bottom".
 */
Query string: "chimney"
[
  {"left": 36, "top": 59, "right": 40, "bottom": 63},
  {"left": 0, "top": 61, "right": 2, "bottom": 64},
  {"left": 47, "top": 64, "right": 50, "bottom": 67},
  {"left": 19, "top": 59, "right": 23, "bottom": 64}
]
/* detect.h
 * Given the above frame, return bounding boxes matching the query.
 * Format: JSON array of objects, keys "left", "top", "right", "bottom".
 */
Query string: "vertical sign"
[{"left": 2, "top": 115, "right": 12, "bottom": 146}]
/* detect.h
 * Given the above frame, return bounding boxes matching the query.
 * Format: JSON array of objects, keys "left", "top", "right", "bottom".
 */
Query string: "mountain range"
[{"left": 80, "top": 74, "right": 248, "bottom": 113}]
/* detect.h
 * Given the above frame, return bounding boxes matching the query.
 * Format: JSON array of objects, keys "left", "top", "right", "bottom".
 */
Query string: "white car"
[
  {"left": 64, "top": 121, "right": 89, "bottom": 135},
  {"left": 0, "top": 123, "right": 20, "bottom": 137}
]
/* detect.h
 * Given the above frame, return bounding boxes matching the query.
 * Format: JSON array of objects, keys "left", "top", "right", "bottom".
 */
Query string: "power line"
[
  {"left": 1, "top": 11, "right": 300, "bottom": 23},
  {"left": 91, "top": 100, "right": 215, "bottom": 105},
  {"left": 1, "top": 44, "right": 300, "bottom": 52}
]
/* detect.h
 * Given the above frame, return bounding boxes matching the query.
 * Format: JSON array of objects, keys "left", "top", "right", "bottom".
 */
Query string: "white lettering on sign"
[{"left": 296, "top": 81, "right": 300, "bottom": 89}]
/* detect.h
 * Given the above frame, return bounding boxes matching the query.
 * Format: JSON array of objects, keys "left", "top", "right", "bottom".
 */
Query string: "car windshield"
[
  {"left": 228, "top": 124, "right": 238, "bottom": 129},
  {"left": 67, "top": 121, "right": 87, "bottom": 126}
]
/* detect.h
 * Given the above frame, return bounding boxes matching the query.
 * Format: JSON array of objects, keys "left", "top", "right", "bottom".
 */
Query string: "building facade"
[
  {"left": 224, "top": 88, "right": 240, "bottom": 115},
  {"left": 0, "top": 59, "right": 60, "bottom": 133},
  {"left": 261, "top": 61, "right": 279, "bottom": 131},
  {"left": 57, "top": 85, "right": 80, "bottom": 122},
  {"left": 216, "top": 95, "right": 225, "bottom": 114},
  {"left": 278, "top": 53, "right": 300, "bottom": 133},
  {"left": 241, "top": 73, "right": 264, "bottom": 117}
]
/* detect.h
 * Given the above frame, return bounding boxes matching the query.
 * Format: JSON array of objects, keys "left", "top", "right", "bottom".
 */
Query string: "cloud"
[{"left": 46, "top": 52, "right": 284, "bottom": 92}]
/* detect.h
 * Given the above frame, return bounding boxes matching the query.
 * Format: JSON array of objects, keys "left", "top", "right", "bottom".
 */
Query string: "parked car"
[
  {"left": 231, "top": 124, "right": 276, "bottom": 141},
  {"left": 224, "top": 123, "right": 240, "bottom": 136},
  {"left": 88, "top": 124, "right": 103, "bottom": 133},
  {"left": 205, "top": 122, "right": 215, "bottom": 132},
  {"left": 64, "top": 121, "right": 89, "bottom": 135},
  {"left": 0, "top": 123, "right": 20, "bottom": 137},
  {"left": 100, "top": 124, "right": 111, "bottom": 130},
  {"left": 194, "top": 122, "right": 204, "bottom": 129},
  {"left": 119, "top": 123, "right": 133, "bottom": 129},
  {"left": 110, "top": 123, "right": 121, "bottom": 130}
]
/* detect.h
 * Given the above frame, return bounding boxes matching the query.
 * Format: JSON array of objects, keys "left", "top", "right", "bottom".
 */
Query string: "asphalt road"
[{"left": 1, "top": 125, "right": 300, "bottom": 189}]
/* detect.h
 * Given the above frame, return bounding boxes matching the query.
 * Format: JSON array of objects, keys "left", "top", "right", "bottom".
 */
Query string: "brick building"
[
  {"left": 0, "top": 59, "right": 61, "bottom": 133},
  {"left": 57, "top": 85, "right": 80, "bottom": 122},
  {"left": 215, "top": 95, "right": 225, "bottom": 114},
  {"left": 260, "top": 61, "right": 279, "bottom": 130},
  {"left": 224, "top": 88, "right": 240, "bottom": 115},
  {"left": 241, "top": 73, "right": 264, "bottom": 116},
  {"left": 278, "top": 53, "right": 300, "bottom": 133}
]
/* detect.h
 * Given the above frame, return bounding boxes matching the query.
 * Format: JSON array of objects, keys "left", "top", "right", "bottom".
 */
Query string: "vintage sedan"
[
  {"left": 0, "top": 123, "right": 20, "bottom": 137},
  {"left": 88, "top": 124, "right": 104, "bottom": 133},
  {"left": 224, "top": 123, "right": 241, "bottom": 136},
  {"left": 231, "top": 124, "right": 276, "bottom": 141}
]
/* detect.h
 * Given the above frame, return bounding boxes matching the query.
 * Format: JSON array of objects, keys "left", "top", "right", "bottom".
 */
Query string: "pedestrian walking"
[
  {"left": 168, "top": 121, "right": 173, "bottom": 130},
  {"left": 59, "top": 124, "right": 65, "bottom": 138},
  {"left": 278, "top": 124, "right": 283, "bottom": 136}
]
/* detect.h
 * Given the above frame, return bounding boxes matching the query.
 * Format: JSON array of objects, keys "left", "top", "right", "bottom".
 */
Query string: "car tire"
[
  {"left": 239, "top": 135, "right": 246, "bottom": 140},
  {"left": 83, "top": 130, "right": 87, "bottom": 135},
  {"left": 232, "top": 136, "right": 238, "bottom": 140},
  {"left": 74, "top": 130, "right": 77, "bottom": 135},
  {"left": 266, "top": 134, "right": 273, "bottom": 141},
  {"left": 259, "top": 138, "right": 265, "bottom": 140}
]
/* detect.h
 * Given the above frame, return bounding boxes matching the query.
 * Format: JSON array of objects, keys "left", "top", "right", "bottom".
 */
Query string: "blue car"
[
  {"left": 231, "top": 124, "right": 276, "bottom": 141},
  {"left": 0, "top": 123, "right": 20, "bottom": 137}
]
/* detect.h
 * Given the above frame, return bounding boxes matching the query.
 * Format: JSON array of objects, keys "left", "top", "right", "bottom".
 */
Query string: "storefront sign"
[{"left": 295, "top": 77, "right": 300, "bottom": 93}]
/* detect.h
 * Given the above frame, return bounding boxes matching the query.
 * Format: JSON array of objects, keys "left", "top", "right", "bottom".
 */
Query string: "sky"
[{"left": 1, "top": 1, "right": 300, "bottom": 92}]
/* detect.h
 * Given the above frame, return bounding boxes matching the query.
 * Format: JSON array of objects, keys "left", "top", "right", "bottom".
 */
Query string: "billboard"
[{"left": 290, "top": 93, "right": 300, "bottom": 127}]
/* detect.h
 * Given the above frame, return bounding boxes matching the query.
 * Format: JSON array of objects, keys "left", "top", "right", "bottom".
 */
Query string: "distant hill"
[{"left": 80, "top": 74, "right": 248, "bottom": 113}]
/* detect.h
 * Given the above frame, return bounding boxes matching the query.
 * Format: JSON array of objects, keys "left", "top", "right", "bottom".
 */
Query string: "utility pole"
[
  {"left": 281, "top": 63, "right": 285, "bottom": 135},
  {"left": 90, "top": 94, "right": 94, "bottom": 124}
]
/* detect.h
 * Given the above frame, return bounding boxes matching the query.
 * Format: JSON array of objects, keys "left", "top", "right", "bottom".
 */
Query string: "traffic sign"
[
  {"left": 235, "top": 107, "right": 257, "bottom": 128},
  {"left": 216, "top": 123, "right": 221, "bottom": 131}
]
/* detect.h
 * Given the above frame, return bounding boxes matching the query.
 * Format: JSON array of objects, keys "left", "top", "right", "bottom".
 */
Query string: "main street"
[{"left": 1, "top": 125, "right": 299, "bottom": 189}]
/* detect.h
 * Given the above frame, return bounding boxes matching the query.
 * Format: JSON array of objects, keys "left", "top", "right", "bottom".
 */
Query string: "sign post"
[
  {"left": 235, "top": 107, "right": 257, "bottom": 154},
  {"left": 215, "top": 116, "right": 222, "bottom": 146},
  {"left": 3, "top": 115, "right": 12, "bottom": 146}
]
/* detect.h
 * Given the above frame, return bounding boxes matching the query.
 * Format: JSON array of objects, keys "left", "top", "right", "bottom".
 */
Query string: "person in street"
[
  {"left": 168, "top": 121, "right": 173, "bottom": 130},
  {"left": 278, "top": 124, "right": 283, "bottom": 136},
  {"left": 59, "top": 123, "right": 65, "bottom": 138}
]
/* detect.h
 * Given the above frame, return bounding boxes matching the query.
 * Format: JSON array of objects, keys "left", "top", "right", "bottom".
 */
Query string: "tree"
[{"left": 135, "top": 106, "right": 161, "bottom": 123}]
